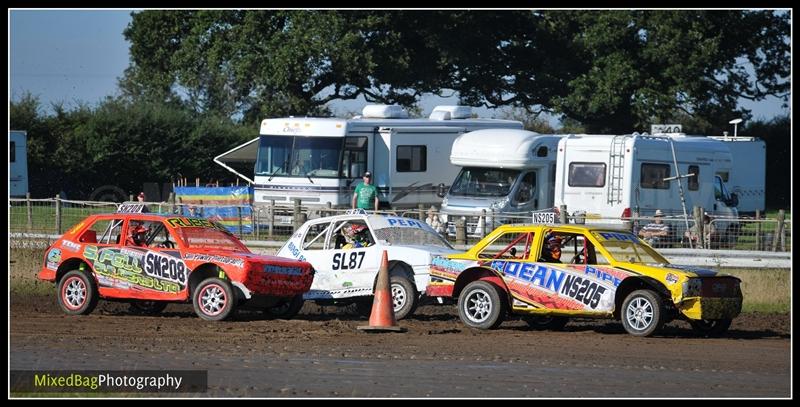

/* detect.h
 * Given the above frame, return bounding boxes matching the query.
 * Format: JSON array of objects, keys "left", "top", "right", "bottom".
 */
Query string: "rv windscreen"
[
  {"left": 255, "top": 135, "right": 367, "bottom": 179},
  {"left": 449, "top": 167, "right": 520, "bottom": 197}
]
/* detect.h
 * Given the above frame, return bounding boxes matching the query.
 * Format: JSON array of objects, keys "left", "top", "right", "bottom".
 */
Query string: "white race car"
[{"left": 276, "top": 211, "right": 458, "bottom": 319}]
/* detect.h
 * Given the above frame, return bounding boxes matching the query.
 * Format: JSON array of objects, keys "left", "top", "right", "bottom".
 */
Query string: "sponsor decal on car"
[
  {"left": 61, "top": 240, "right": 82, "bottom": 253},
  {"left": 183, "top": 253, "right": 245, "bottom": 268},
  {"left": 285, "top": 241, "right": 307, "bottom": 262},
  {"left": 490, "top": 260, "right": 613, "bottom": 310},
  {"left": 665, "top": 272, "right": 680, "bottom": 285},
  {"left": 264, "top": 264, "right": 304, "bottom": 276},
  {"left": 385, "top": 217, "right": 426, "bottom": 229},
  {"left": 46, "top": 248, "right": 62, "bottom": 270},
  {"left": 166, "top": 217, "right": 217, "bottom": 229},
  {"left": 83, "top": 247, "right": 182, "bottom": 293}
]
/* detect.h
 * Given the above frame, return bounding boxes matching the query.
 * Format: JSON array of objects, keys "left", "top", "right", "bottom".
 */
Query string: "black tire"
[
  {"left": 264, "top": 295, "right": 305, "bottom": 319},
  {"left": 620, "top": 289, "right": 665, "bottom": 337},
  {"left": 354, "top": 299, "right": 373, "bottom": 318},
  {"left": 389, "top": 274, "right": 418, "bottom": 320},
  {"left": 523, "top": 316, "right": 569, "bottom": 331},
  {"left": 192, "top": 278, "right": 235, "bottom": 321},
  {"left": 355, "top": 275, "right": 418, "bottom": 320},
  {"left": 57, "top": 270, "right": 99, "bottom": 315},
  {"left": 689, "top": 319, "right": 733, "bottom": 337},
  {"left": 129, "top": 301, "right": 168, "bottom": 316},
  {"left": 457, "top": 280, "right": 507, "bottom": 330}
]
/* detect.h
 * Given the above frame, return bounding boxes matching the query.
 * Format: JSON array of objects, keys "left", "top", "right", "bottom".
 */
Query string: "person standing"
[{"left": 352, "top": 171, "right": 379, "bottom": 211}]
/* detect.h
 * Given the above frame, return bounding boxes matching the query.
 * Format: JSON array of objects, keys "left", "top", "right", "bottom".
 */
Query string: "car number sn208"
[{"left": 332, "top": 251, "right": 366, "bottom": 270}]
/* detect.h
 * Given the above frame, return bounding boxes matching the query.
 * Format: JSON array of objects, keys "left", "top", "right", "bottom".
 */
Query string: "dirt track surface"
[{"left": 10, "top": 294, "right": 791, "bottom": 398}]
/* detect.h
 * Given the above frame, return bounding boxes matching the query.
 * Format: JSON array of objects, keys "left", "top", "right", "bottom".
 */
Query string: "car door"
[{"left": 321, "top": 218, "right": 382, "bottom": 299}]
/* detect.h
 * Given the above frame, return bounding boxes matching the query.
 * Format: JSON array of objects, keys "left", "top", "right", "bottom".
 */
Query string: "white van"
[
  {"left": 214, "top": 105, "right": 522, "bottom": 209},
  {"left": 439, "top": 129, "right": 563, "bottom": 234},
  {"left": 553, "top": 133, "right": 740, "bottom": 244},
  {"left": 708, "top": 135, "right": 766, "bottom": 214}
]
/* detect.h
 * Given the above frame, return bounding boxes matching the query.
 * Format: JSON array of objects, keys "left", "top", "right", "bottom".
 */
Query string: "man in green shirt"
[{"left": 352, "top": 171, "right": 379, "bottom": 211}]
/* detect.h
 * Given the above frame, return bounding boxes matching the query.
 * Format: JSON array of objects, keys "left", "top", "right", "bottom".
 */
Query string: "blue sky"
[{"left": 9, "top": 9, "right": 790, "bottom": 128}]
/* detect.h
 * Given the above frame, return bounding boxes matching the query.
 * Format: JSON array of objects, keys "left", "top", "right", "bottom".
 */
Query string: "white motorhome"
[
  {"left": 10, "top": 130, "right": 28, "bottom": 197},
  {"left": 708, "top": 135, "right": 766, "bottom": 214},
  {"left": 215, "top": 105, "right": 522, "bottom": 209},
  {"left": 439, "top": 129, "right": 563, "bottom": 234},
  {"left": 553, "top": 133, "right": 741, "bottom": 243}
]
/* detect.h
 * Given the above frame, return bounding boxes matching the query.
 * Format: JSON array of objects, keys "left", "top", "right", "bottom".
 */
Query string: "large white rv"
[
  {"left": 553, "top": 133, "right": 741, "bottom": 240},
  {"left": 10, "top": 130, "right": 28, "bottom": 197},
  {"left": 439, "top": 129, "right": 563, "bottom": 234},
  {"left": 215, "top": 105, "right": 522, "bottom": 208},
  {"left": 708, "top": 135, "right": 766, "bottom": 214}
]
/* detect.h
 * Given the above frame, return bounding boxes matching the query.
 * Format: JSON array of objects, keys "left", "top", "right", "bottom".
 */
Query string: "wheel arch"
[
  {"left": 56, "top": 258, "right": 94, "bottom": 283},
  {"left": 453, "top": 266, "right": 510, "bottom": 305},
  {"left": 613, "top": 276, "right": 671, "bottom": 319}
]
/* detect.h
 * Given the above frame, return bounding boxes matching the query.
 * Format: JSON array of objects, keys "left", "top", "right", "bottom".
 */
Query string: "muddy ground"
[{"left": 10, "top": 292, "right": 791, "bottom": 398}]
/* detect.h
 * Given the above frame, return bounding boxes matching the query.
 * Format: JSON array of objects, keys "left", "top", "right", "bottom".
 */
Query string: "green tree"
[
  {"left": 743, "top": 115, "right": 789, "bottom": 209},
  {"left": 121, "top": 10, "right": 789, "bottom": 133}
]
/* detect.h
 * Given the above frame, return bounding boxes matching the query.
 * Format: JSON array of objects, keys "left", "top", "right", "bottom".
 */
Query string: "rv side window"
[
  {"left": 10, "top": 141, "right": 15, "bottom": 163},
  {"left": 716, "top": 171, "right": 729, "bottom": 183},
  {"left": 568, "top": 163, "right": 606, "bottom": 187},
  {"left": 688, "top": 165, "right": 699, "bottom": 191},
  {"left": 341, "top": 137, "right": 368, "bottom": 178},
  {"left": 396, "top": 145, "right": 427, "bottom": 172},
  {"left": 640, "top": 163, "right": 670, "bottom": 190}
]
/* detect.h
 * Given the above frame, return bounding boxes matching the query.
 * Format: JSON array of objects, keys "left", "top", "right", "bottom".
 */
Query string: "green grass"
[{"left": 719, "top": 267, "right": 790, "bottom": 314}]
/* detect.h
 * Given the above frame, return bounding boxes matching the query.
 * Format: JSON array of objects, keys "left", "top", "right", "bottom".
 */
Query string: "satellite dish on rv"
[{"left": 728, "top": 118, "right": 743, "bottom": 137}]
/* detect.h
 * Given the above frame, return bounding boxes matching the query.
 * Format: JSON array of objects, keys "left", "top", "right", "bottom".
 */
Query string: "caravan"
[
  {"left": 708, "top": 135, "right": 766, "bottom": 214},
  {"left": 439, "top": 129, "right": 563, "bottom": 234},
  {"left": 215, "top": 105, "right": 522, "bottom": 209},
  {"left": 553, "top": 133, "right": 741, "bottom": 244}
]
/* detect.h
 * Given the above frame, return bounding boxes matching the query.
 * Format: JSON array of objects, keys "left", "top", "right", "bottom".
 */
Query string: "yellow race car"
[{"left": 427, "top": 224, "right": 742, "bottom": 337}]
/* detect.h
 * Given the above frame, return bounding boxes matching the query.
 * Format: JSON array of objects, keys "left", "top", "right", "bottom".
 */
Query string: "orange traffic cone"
[{"left": 357, "top": 250, "right": 407, "bottom": 333}]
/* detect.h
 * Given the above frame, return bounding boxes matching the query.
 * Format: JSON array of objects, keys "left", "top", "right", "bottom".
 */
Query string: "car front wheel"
[
  {"left": 621, "top": 289, "right": 665, "bottom": 337},
  {"left": 689, "top": 319, "right": 732, "bottom": 337},
  {"left": 193, "top": 278, "right": 235, "bottom": 321},
  {"left": 264, "top": 295, "right": 305, "bottom": 319},
  {"left": 457, "top": 280, "right": 506, "bottom": 330},
  {"left": 523, "top": 316, "right": 569, "bottom": 331}
]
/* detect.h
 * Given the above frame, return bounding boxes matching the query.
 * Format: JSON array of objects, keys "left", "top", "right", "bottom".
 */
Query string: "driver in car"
[{"left": 539, "top": 235, "right": 562, "bottom": 263}]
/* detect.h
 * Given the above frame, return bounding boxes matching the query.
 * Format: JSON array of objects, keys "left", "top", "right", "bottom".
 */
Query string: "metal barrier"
[{"left": 9, "top": 198, "right": 791, "bottom": 252}]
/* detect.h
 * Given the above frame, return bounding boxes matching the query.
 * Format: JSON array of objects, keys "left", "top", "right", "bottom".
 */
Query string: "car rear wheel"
[
  {"left": 458, "top": 280, "right": 506, "bottom": 330},
  {"left": 621, "top": 289, "right": 665, "bottom": 337},
  {"left": 689, "top": 319, "right": 732, "bottom": 337},
  {"left": 193, "top": 278, "right": 235, "bottom": 321},
  {"left": 129, "top": 301, "right": 168, "bottom": 315},
  {"left": 523, "top": 316, "right": 569, "bottom": 331},
  {"left": 264, "top": 295, "right": 305, "bottom": 319},
  {"left": 57, "top": 270, "right": 99, "bottom": 315}
]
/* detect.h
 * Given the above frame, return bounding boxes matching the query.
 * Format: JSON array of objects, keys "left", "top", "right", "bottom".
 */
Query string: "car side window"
[
  {"left": 478, "top": 232, "right": 533, "bottom": 260},
  {"left": 83, "top": 218, "right": 124, "bottom": 245},
  {"left": 303, "top": 222, "right": 331, "bottom": 250}
]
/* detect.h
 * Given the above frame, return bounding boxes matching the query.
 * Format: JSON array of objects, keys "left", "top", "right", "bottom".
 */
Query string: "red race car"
[{"left": 38, "top": 204, "right": 314, "bottom": 321}]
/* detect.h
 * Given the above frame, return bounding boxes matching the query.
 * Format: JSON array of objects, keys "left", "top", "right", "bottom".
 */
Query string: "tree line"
[{"left": 10, "top": 10, "right": 790, "bottom": 207}]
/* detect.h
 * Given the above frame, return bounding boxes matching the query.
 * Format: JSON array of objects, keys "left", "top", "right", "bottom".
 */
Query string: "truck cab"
[{"left": 439, "top": 129, "right": 563, "bottom": 235}]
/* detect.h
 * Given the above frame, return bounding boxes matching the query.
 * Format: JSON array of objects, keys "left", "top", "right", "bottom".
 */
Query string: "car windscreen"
[
  {"left": 373, "top": 227, "right": 452, "bottom": 249},
  {"left": 175, "top": 227, "right": 247, "bottom": 251},
  {"left": 591, "top": 231, "right": 667, "bottom": 264}
]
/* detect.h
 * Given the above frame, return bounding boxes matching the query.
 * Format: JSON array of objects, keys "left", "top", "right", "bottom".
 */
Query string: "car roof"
[{"left": 492, "top": 223, "right": 633, "bottom": 234}]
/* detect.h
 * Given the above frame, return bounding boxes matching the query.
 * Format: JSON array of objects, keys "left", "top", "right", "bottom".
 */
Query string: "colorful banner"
[{"left": 174, "top": 187, "right": 253, "bottom": 233}]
